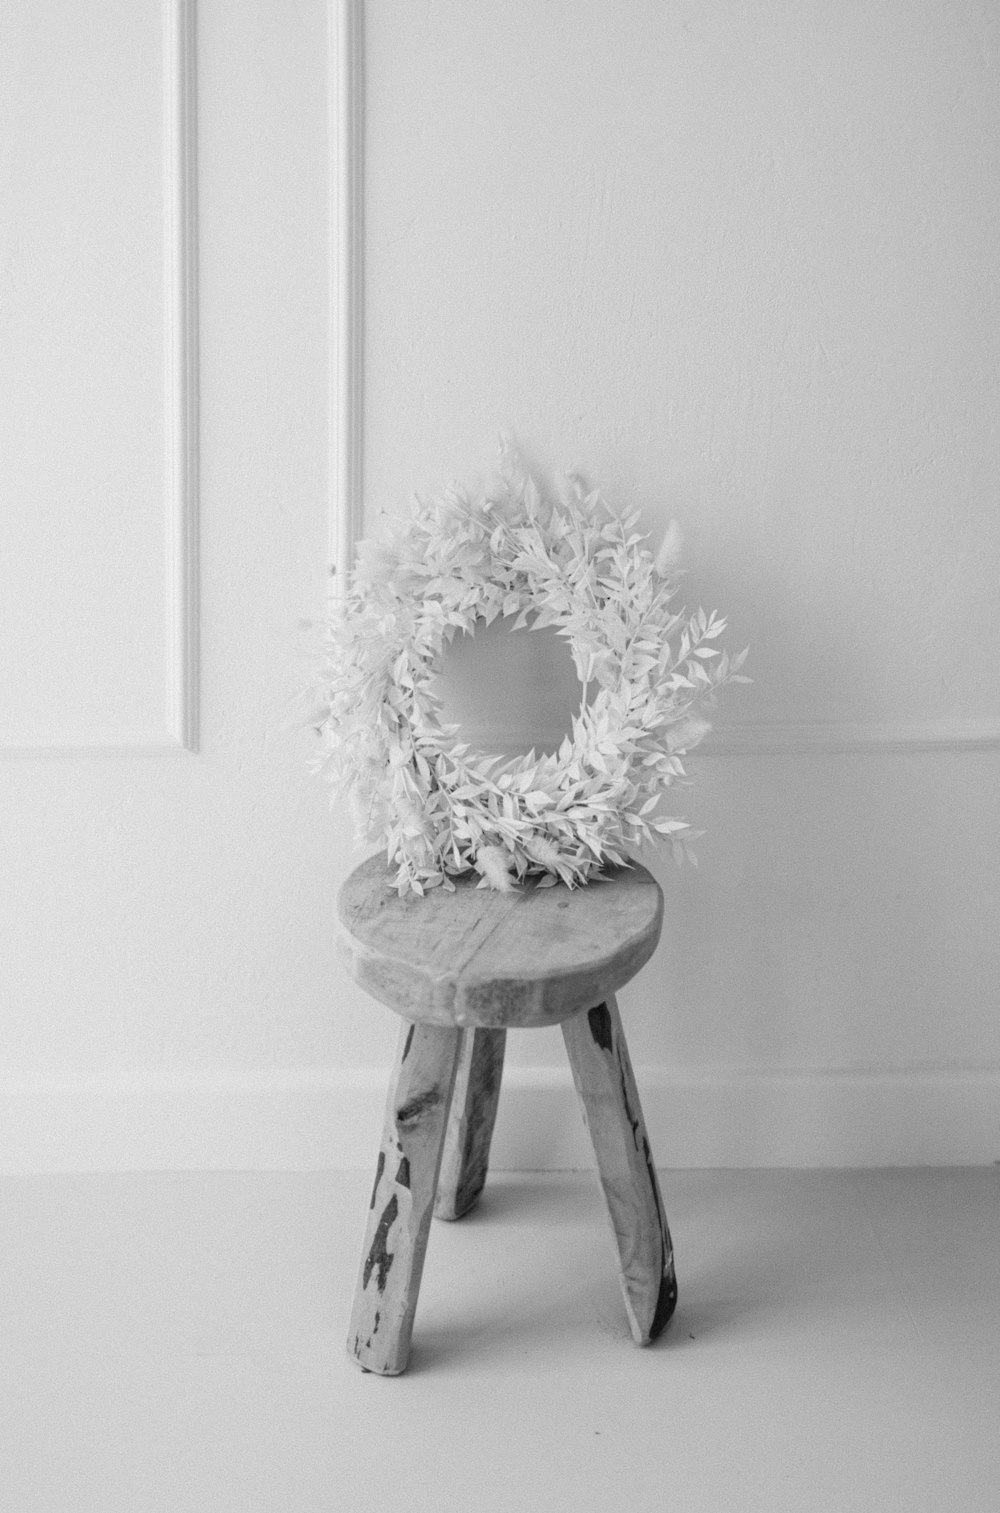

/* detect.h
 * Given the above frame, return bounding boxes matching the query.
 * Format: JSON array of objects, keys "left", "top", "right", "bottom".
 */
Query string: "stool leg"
[
  {"left": 348, "top": 1019, "right": 463, "bottom": 1375},
  {"left": 434, "top": 1028, "right": 507, "bottom": 1221},
  {"left": 561, "top": 995, "right": 678, "bottom": 1345}
]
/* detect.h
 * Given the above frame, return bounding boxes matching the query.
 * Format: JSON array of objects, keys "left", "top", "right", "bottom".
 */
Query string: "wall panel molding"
[
  {"left": 703, "top": 718, "right": 1000, "bottom": 756},
  {"left": 1, "top": 0, "right": 199, "bottom": 758},
  {"left": 329, "top": 0, "right": 364, "bottom": 588},
  {"left": 162, "top": 0, "right": 200, "bottom": 753},
  {"left": 455, "top": 716, "right": 1000, "bottom": 760}
]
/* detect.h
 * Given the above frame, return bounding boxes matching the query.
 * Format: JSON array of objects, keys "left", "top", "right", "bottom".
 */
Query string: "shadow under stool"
[{"left": 337, "top": 854, "right": 678, "bottom": 1375}]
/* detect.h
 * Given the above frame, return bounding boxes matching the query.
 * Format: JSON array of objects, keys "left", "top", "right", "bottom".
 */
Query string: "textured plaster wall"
[
  {"left": 364, "top": 0, "right": 1000, "bottom": 1108},
  {"left": 366, "top": 0, "right": 999, "bottom": 724}
]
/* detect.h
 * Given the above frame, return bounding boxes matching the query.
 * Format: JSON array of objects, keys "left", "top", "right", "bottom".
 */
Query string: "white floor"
[{"left": 2, "top": 1169, "right": 998, "bottom": 1513}]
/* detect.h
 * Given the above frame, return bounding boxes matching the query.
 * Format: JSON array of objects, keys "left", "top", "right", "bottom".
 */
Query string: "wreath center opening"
[{"left": 432, "top": 613, "right": 581, "bottom": 761}]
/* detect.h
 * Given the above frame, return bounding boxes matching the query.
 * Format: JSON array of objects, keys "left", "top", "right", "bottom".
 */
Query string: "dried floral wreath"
[{"left": 313, "top": 449, "right": 747, "bottom": 895}]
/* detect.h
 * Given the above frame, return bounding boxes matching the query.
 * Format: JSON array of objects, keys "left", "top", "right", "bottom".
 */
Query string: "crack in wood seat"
[{"left": 337, "top": 856, "right": 678, "bottom": 1375}]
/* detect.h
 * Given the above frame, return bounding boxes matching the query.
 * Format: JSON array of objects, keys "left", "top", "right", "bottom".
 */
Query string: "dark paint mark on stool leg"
[
  {"left": 618, "top": 1054, "right": 643, "bottom": 1147},
  {"left": 587, "top": 1003, "right": 614, "bottom": 1053},
  {"left": 402, "top": 1023, "right": 415, "bottom": 1061},
  {"left": 397, "top": 1087, "right": 442, "bottom": 1126},
  {"left": 638, "top": 1127, "right": 678, "bottom": 1338},
  {"left": 369, "top": 1149, "right": 385, "bottom": 1209},
  {"left": 395, "top": 1156, "right": 411, "bottom": 1189},
  {"left": 363, "top": 1192, "right": 399, "bottom": 1292},
  {"left": 650, "top": 1271, "right": 678, "bottom": 1339}
]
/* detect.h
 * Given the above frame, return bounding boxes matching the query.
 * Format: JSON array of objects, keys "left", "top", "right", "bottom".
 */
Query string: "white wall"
[
  {"left": 362, "top": 0, "right": 1000, "bottom": 1163},
  {"left": 1, "top": 0, "right": 997, "bottom": 1171}
]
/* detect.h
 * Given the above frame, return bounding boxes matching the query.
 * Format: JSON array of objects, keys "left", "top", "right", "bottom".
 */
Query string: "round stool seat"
[{"left": 337, "top": 855, "right": 664, "bottom": 1028}]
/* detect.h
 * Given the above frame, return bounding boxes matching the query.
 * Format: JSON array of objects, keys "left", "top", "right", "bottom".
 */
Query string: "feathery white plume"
[
  {"left": 525, "top": 836, "right": 561, "bottom": 871},
  {"left": 477, "top": 844, "right": 516, "bottom": 891}
]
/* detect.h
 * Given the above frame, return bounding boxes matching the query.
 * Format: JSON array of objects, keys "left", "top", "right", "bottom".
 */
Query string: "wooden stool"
[{"left": 338, "top": 855, "right": 678, "bottom": 1374}]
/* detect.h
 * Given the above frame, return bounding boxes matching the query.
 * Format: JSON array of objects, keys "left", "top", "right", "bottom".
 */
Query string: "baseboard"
[
  {"left": 488, "top": 1065, "right": 1000, "bottom": 1169},
  {"left": 2, "top": 1064, "right": 998, "bottom": 1173}
]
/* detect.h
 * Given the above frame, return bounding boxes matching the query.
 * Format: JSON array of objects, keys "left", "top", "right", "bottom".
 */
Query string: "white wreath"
[{"left": 314, "top": 450, "right": 747, "bottom": 894}]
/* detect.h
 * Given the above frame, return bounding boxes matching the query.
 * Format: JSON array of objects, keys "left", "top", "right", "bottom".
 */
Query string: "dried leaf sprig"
[{"left": 313, "top": 447, "right": 748, "bottom": 894}]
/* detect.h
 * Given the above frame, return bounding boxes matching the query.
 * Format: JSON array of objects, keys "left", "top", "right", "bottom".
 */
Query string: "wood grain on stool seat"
[{"left": 337, "top": 856, "right": 664, "bottom": 1028}]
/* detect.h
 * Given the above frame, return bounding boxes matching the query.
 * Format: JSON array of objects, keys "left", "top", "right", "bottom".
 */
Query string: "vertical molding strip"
[
  {"left": 163, "top": 0, "right": 200, "bottom": 752},
  {"left": 330, "top": 0, "right": 364, "bottom": 587}
]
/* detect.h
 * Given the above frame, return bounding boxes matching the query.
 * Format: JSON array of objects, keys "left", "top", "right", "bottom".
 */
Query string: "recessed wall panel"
[{"left": 0, "top": 0, "right": 193, "bottom": 749}]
